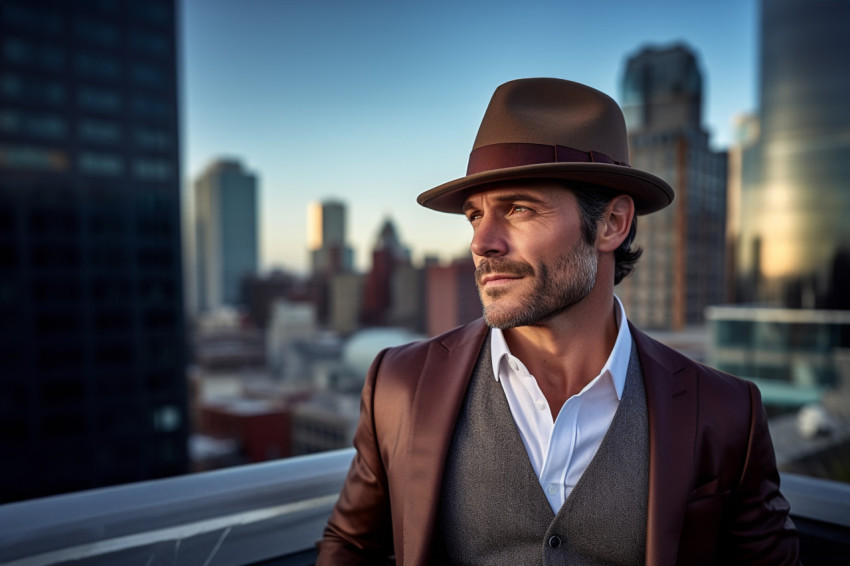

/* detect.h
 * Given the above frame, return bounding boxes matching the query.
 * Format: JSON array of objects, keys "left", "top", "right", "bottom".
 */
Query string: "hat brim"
[{"left": 417, "top": 162, "right": 674, "bottom": 215}]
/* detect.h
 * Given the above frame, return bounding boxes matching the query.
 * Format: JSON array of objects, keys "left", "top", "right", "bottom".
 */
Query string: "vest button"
[{"left": 548, "top": 535, "right": 562, "bottom": 548}]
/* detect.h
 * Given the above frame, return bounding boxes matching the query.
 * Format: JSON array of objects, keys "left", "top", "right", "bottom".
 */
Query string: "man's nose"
[{"left": 470, "top": 216, "right": 508, "bottom": 258}]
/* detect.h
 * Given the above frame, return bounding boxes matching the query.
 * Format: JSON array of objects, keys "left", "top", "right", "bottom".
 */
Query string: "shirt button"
[
  {"left": 535, "top": 400, "right": 547, "bottom": 411},
  {"left": 546, "top": 484, "right": 558, "bottom": 495},
  {"left": 549, "top": 535, "right": 562, "bottom": 548}
]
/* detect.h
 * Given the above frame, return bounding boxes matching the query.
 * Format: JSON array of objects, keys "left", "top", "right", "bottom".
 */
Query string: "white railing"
[
  {"left": 0, "top": 450, "right": 352, "bottom": 566},
  {"left": 1, "top": 449, "right": 849, "bottom": 565}
]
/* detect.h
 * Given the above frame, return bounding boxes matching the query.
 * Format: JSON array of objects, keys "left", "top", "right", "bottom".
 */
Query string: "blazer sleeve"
[
  {"left": 316, "top": 349, "right": 396, "bottom": 565},
  {"left": 719, "top": 381, "right": 800, "bottom": 565}
]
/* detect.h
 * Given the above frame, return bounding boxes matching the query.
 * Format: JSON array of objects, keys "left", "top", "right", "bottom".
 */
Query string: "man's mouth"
[
  {"left": 478, "top": 273, "right": 523, "bottom": 286},
  {"left": 475, "top": 259, "right": 534, "bottom": 287}
]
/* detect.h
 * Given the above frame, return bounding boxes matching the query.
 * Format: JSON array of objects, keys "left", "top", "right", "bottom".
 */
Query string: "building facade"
[
  {"left": 425, "top": 256, "right": 480, "bottom": 337},
  {"left": 360, "top": 218, "right": 423, "bottom": 331},
  {"left": 617, "top": 44, "right": 728, "bottom": 330},
  {"left": 194, "top": 158, "right": 258, "bottom": 312},
  {"left": 733, "top": 0, "right": 850, "bottom": 309},
  {"left": 706, "top": 305, "right": 850, "bottom": 414},
  {"left": 0, "top": 0, "right": 188, "bottom": 502},
  {"left": 308, "top": 199, "right": 353, "bottom": 276},
  {"left": 306, "top": 199, "right": 356, "bottom": 328}
]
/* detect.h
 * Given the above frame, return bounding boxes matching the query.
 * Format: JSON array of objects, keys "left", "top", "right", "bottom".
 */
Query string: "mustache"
[{"left": 475, "top": 258, "right": 535, "bottom": 285}]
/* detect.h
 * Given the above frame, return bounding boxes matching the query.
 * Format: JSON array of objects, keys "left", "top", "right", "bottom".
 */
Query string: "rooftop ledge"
[{"left": 1, "top": 449, "right": 849, "bottom": 565}]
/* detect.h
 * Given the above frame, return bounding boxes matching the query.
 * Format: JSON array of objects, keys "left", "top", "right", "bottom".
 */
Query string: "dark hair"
[{"left": 569, "top": 182, "right": 642, "bottom": 285}]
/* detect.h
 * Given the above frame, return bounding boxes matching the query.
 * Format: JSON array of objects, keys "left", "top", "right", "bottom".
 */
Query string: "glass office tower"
[
  {"left": 0, "top": 0, "right": 188, "bottom": 502},
  {"left": 735, "top": 0, "right": 850, "bottom": 309},
  {"left": 194, "top": 158, "right": 259, "bottom": 312}
]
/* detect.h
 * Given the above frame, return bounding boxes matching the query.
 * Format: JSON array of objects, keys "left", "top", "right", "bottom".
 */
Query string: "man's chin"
[
  {"left": 480, "top": 286, "right": 511, "bottom": 300},
  {"left": 482, "top": 303, "right": 528, "bottom": 330}
]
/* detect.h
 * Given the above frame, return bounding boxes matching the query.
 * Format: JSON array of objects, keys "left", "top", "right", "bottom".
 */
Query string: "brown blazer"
[{"left": 318, "top": 319, "right": 800, "bottom": 565}]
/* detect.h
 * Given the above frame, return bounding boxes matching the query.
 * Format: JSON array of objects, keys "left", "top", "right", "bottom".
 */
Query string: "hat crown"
[
  {"left": 472, "top": 78, "right": 630, "bottom": 164},
  {"left": 416, "top": 77, "right": 674, "bottom": 215}
]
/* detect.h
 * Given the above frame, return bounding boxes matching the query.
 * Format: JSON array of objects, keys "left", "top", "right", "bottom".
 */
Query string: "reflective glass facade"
[
  {"left": 707, "top": 306, "right": 850, "bottom": 412},
  {"left": 735, "top": 0, "right": 850, "bottom": 308}
]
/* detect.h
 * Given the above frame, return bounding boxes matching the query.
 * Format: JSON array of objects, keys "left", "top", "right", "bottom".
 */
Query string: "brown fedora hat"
[{"left": 417, "top": 78, "right": 674, "bottom": 215}]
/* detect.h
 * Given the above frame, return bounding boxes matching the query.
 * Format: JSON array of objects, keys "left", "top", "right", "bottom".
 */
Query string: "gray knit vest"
[{"left": 433, "top": 336, "right": 649, "bottom": 566}]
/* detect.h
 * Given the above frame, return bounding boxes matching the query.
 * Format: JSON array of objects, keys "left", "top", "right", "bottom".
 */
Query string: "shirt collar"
[{"left": 490, "top": 295, "right": 632, "bottom": 400}]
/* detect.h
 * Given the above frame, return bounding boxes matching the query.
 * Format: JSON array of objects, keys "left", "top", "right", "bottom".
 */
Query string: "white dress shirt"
[{"left": 490, "top": 296, "right": 632, "bottom": 513}]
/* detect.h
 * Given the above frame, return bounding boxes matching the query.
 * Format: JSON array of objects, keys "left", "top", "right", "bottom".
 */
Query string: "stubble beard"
[{"left": 476, "top": 241, "right": 598, "bottom": 330}]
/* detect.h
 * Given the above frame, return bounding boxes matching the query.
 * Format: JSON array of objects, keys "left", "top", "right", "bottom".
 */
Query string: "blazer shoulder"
[
  {"left": 631, "top": 322, "right": 751, "bottom": 390},
  {"left": 379, "top": 318, "right": 489, "bottom": 369}
]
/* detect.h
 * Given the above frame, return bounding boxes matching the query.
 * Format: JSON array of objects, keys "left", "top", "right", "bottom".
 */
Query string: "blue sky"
[{"left": 181, "top": 0, "right": 758, "bottom": 274}]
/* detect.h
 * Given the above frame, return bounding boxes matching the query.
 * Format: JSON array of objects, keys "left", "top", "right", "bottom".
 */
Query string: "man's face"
[{"left": 463, "top": 182, "right": 598, "bottom": 329}]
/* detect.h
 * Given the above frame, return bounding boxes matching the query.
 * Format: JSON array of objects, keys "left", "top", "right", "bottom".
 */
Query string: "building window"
[
  {"left": 2, "top": 37, "right": 65, "bottom": 72},
  {"left": 40, "top": 44, "right": 66, "bottom": 71},
  {"left": 131, "top": 95, "right": 171, "bottom": 120},
  {"left": 78, "top": 86, "right": 122, "bottom": 113},
  {"left": 78, "top": 151, "right": 123, "bottom": 176},
  {"left": 75, "top": 18, "right": 120, "bottom": 47},
  {"left": 131, "top": 63, "right": 168, "bottom": 89},
  {"left": 0, "top": 110, "right": 67, "bottom": 140},
  {"left": 0, "top": 145, "right": 68, "bottom": 171},
  {"left": 129, "top": 2, "right": 172, "bottom": 27},
  {"left": 30, "top": 113, "right": 67, "bottom": 139},
  {"left": 0, "top": 75, "right": 22, "bottom": 99},
  {"left": 2, "top": 37, "right": 30, "bottom": 64},
  {"left": 75, "top": 0, "right": 121, "bottom": 15},
  {"left": 1, "top": 3, "right": 64, "bottom": 35},
  {"left": 134, "top": 158, "right": 171, "bottom": 181},
  {"left": 0, "top": 111, "right": 18, "bottom": 134},
  {"left": 0, "top": 75, "right": 66, "bottom": 106},
  {"left": 129, "top": 30, "right": 170, "bottom": 57},
  {"left": 134, "top": 127, "right": 171, "bottom": 150},
  {"left": 75, "top": 50, "right": 121, "bottom": 80},
  {"left": 79, "top": 118, "right": 122, "bottom": 144}
]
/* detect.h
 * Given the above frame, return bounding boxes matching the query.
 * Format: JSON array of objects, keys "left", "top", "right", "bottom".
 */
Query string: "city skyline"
[{"left": 183, "top": 0, "right": 758, "bottom": 274}]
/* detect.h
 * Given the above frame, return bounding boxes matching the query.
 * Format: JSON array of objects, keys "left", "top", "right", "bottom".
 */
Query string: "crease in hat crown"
[{"left": 416, "top": 78, "right": 674, "bottom": 215}]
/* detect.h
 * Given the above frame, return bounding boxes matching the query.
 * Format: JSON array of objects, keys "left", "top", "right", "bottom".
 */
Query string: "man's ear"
[{"left": 596, "top": 195, "right": 635, "bottom": 253}]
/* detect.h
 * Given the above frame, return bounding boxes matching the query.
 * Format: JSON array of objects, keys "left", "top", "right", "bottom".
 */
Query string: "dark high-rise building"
[
  {"left": 733, "top": 0, "right": 850, "bottom": 309},
  {"left": 617, "top": 44, "right": 728, "bottom": 330},
  {"left": 0, "top": 0, "right": 188, "bottom": 502}
]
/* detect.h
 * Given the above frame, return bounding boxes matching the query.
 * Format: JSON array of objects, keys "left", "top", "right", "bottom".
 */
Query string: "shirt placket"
[{"left": 541, "top": 395, "right": 581, "bottom": 510}]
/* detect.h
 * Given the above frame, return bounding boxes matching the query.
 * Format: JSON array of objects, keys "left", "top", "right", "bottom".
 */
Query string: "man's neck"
[{"left": 502, "top": 291, "right": 619, "bottom": 412}]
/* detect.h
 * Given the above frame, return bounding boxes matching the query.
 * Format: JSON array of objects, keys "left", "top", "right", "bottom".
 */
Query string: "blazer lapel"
[
  {"left": 631, "top": 324, "right": 698, "bottom": 566},
  {"left": 401, "top": 320, "right": 489, "bottom": 566}
]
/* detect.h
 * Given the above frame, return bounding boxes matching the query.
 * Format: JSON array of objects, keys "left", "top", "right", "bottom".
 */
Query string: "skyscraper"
[
  {"left": 194, "top": 158, "right": 259, "bottom": 312},
  {"left": 617, "top": 44, "right": 728, "bottom": 330},
  {"left": 0, "top": 0, "right": 187, "bottom": 502},
  {"left": 733, "top": 0, "right": 850, "bottom": 309},
  {"left": 359, "top": 218, "right": 424, "bottom": 331},
  {"left": 306, "top": 199, "right": 356, "bottom": 329},
  {"left": 308, "top": 199, "right": 354, "bottom": 276}
]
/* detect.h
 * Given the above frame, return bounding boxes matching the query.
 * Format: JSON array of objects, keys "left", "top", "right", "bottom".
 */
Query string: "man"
[{"left": 317, "top": 78, "right": 799, "bottom": 565}]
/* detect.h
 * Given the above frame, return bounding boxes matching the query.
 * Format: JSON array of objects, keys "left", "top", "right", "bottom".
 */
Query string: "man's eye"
[
  {"left": 512, "top": 205, "right": 530, "bottom": 214},
  {"left": 466, "top": 212, "right": 482, "bottom": 222}
]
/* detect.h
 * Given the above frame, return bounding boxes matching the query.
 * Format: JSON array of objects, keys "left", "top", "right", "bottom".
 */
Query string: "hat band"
[{"left": 467, "top": 142, "right": 630, "bottom": 175}]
